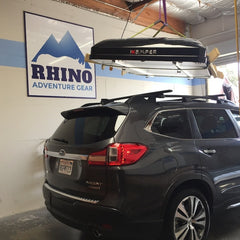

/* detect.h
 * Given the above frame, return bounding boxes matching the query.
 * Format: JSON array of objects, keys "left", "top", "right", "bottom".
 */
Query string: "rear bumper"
[{"left": 43, "top": 183, "right": 163, "bottom": 238}]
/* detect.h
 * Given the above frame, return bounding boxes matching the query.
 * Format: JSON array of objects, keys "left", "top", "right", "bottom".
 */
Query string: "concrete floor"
[{"left": 1, "top": 207, "right": 240, "bottom": 240}]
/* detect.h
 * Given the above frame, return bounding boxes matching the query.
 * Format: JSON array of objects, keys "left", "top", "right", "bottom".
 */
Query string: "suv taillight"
[
  {"left": 108, "top": 143, "right": 147, "bottom": 166},
  {"left": 88, "top": 149, "right": 107, "bottom": 166},
  {"left": 88, "top": 143, "right": 147, "bottom": 166}
]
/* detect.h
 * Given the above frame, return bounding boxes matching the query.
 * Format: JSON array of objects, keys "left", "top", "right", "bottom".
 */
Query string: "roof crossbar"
[
  {"left": 102, "top": 90, "right": 172, "bottom": 104},
  {"left": 81, "top": 90, "right": 172, "bottom": 107},
  {"left": 81, "top": 91, "right": 230, "bottom": 107}
]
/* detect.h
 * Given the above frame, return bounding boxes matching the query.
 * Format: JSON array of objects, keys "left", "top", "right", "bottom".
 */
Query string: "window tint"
[
  {"left": 151, "top": 110, "right": 192, "bottom": 139},
  {"left": 231, "top": 111, "right": 240, "bottom": 127},
  {"left": 52, "top": 114, "right": 125, "bottom": 145},
  {"left": 193, "top": 109, "right": 237, "bottom": 139}
]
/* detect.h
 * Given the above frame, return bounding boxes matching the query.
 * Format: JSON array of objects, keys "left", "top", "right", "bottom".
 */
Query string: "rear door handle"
[{"left": 203, "top": 149, "right": 216, "bottom": 155}]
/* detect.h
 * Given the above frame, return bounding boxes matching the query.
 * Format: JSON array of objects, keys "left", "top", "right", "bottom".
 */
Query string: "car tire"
[{"left": 165, "top": 188, "right": 210, "bottom": 240}]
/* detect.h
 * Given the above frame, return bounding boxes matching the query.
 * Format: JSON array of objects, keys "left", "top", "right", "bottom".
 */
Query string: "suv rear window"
[
  {"left": 51, "top": 114, "right": 125, "bottom": 145},
  {"left": 151, "top": 110, "right": 192, "bottom": 139}
]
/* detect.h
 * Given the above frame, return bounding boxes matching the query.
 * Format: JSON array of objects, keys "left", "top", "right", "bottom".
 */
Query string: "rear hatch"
[{"left": 44, "top": 104, "right": 128, "bottom": 200}]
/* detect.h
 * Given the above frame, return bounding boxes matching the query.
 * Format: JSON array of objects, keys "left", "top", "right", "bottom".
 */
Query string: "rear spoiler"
[{"left": 61, "top": 105, "right": 129, "bottom": 120}]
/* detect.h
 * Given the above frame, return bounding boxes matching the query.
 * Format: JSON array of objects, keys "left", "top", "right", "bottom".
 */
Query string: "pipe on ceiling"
[{"left": 149, "top": 0, "right": 240, "bottom": 25}]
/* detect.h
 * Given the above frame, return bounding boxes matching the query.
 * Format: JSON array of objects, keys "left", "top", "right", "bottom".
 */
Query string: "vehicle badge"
[{"left": 59, "top": 149, "right": 66, "bottom": 156}]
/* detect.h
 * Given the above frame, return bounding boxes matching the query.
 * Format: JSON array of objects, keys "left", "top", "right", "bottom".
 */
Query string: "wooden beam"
[
  {"left": 61, "top": 0, "right": 186, "bottom": 35},
  {"left": 127, "top": 0, "right": 154, "bottom": 11},
  {"left": 131, "top": 6, "right": 185, "bottom": 35},
  {"left": 64, "top": 0, "right": 130, "bottom": 19}
]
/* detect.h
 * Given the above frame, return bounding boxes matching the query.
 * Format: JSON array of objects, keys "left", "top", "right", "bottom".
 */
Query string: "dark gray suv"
[{"left": 43, "top": 90, "right": 240, "bottom": 240}]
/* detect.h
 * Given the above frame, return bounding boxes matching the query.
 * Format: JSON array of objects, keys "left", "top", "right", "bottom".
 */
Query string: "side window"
[
  {"left": 193, "top": 109, "right": 237, "bottom": 139},
  {"left": 231, "top": 111, "right": 240, "bottom": 127},
  {"left": 151, "top": 110, "right": 192, "bottom": 139}
]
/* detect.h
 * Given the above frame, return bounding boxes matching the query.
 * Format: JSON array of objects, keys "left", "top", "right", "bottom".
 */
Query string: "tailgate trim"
[
  {"left": 47, "top": 151, "right": 88, "bottom": 161},
  {"left": 44, "top": 183, "right": 99, "bottom": 204}
]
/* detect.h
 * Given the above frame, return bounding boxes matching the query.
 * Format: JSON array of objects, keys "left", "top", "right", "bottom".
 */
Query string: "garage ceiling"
[
  {"left": 60, "top": 0, "right": 240, "bottom": 35},
  {"left": 57, "top": 0, "right": 240, "bottom": 65},
  {"left": 150, "top": 0, "right": 240, "bottom": 25},
  {"left": 60, "top": 0, "right": 185, "bottom": 35}
]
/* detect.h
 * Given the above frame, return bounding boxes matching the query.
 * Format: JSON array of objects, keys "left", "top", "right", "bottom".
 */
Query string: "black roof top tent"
[{"left": 88, "top": 37, "right": 210, "bottom": 79}]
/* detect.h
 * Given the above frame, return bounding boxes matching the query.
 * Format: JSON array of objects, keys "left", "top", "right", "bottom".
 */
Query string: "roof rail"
[
  {"left": 81, "top": 90, "right": 230, "bottom": 107},
  {"left": 164, "top": 94, "right": 225, "bottom": 102}
]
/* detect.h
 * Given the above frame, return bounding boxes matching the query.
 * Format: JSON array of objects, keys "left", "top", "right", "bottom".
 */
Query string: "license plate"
[{"left": 58, "top": 159, "right": 73, "bottom": 175}]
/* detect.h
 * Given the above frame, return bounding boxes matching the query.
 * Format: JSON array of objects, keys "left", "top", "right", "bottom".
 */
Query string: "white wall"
[
  {"left": 190, "top": 14, "right": 240, "bottom": 92},
  {"left": 190, "top": 13, "right": 240, "bottom": 65},
  {"left": 0, "top": 0, "right": 194, "bottom": 218}
]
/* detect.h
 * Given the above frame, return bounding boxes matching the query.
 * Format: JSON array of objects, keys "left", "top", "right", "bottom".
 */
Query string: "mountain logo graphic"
[{"left": 32, "top": 31, "right": 91, "bottom": 69}]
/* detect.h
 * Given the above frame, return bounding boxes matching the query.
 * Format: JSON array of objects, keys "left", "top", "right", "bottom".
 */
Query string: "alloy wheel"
[{"left": 173, "top": 195, "right": 207, "bottom": 240}]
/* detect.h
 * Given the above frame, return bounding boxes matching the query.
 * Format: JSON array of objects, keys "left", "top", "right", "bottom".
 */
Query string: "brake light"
[
  {"left": 88, "top": 143, "right": 147, "bottom": 166},
  {"left": 108, "top": 143, "right": 147, "bottom": 166}
]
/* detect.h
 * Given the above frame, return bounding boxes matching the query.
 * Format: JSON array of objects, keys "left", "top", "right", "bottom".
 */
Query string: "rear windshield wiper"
[{"left": 52, "top": 138, "right": 68, "bottom": 144}]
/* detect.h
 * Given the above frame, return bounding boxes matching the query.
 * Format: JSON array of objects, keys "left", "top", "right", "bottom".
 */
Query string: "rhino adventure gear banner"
[{"left": 24, "top": 12, "right": 96, "bottom": 99}]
